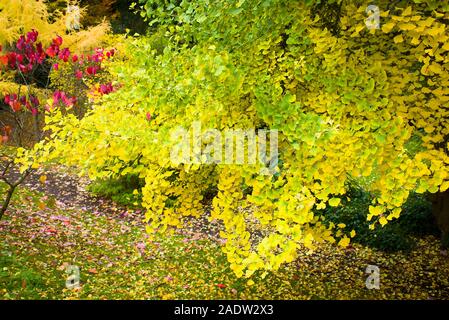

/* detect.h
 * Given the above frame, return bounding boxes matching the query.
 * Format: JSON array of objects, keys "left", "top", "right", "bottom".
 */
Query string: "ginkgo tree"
[{"left": 34, "top": 0, "right": 449, "bottom": 278}]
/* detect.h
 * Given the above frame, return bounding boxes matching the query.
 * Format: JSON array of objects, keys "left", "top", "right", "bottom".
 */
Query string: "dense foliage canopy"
[{"left": 21, "top": 0, "right": 449, "bottom": 278}]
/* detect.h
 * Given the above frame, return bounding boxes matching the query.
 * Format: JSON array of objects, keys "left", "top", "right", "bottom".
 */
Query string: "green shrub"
[
  {"left": 400, "top": 193, "right": 439, "bottom": 237},
  {"left": 318, "top": 186, "right": 438, "bottom": 252},
  {"left": 87, "top": 174, "right": 144, "bottom": 208}
]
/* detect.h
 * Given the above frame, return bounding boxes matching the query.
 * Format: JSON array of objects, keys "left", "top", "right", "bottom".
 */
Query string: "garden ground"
[{"left": 1, "top": 165, "right": 449, "bottom": 300}]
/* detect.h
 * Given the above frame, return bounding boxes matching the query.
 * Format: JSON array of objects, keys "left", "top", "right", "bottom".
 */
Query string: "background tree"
[{"left": 0, "top": 0, "right": 116, "bottom": 219}]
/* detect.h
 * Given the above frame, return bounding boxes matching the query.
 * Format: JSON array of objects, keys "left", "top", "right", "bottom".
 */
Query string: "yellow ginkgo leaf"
[
  {"left": 303, "top": 233, "right": 314, "bottom": 248},
  {"left": 399, "top": 23, "right": 415, "bottom": 31},
  {"left": 428, "top": 27, "right": 442, "bottom": 36},
  {"left": 411, "top": 37, "right": 420, "bottom": 45},
  {"left": 39, "top": 175, "right": 47, "bottom": 184},
  {"left": 329, "top": 198, "right": 341, "bottom": 207},
  {"left": 355, "top": 24, "right": 365, "bottom": 33},
  {"left": 382, "top": 22, "right": 395, "bottom": 33},
  {"left": 38, "top": 201, "right": 46, "bottom": 210},
  {"left": 394, "top": 34, "right": 404, "bottom": 43},
  {"left": 391, "top": 208, "right": 401, "bottom": 219},
  {"left": 369, "top": 205, "right": 383, "bottom": 216},
  {"left": 316, "top": 202, "right": 326, "bottom": 210},
  {"left": 440, "top": 181, "right": 449, "bottom": 192},
  {"left": 428, "top": 64, "right": 442, "bottom": 74},
  {"left": 402, "top": 6, "right": 412, "bottom": 16},
  {"left": 338, "top": 236, "right": 350, "bottom": 248}
]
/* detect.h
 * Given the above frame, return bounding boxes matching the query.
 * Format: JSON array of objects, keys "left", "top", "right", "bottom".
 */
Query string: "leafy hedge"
[
  {"left": 319, "top": 186, "right": 438, "bottom": 252},
  {"left": 87, "top": 174, "right": 144, "bottom": 207}
]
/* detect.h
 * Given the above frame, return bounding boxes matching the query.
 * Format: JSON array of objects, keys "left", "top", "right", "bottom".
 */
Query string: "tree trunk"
[
  {"left": 0, "top": 185, "right": 16, "bottom": 220},
  {"left": 0, "top": 169, "right": 30, "bottom": 220},
  {"left": 430, "top": 190, "right": 449, "bottom": 248},
  {"left": 33, "top": 113, "right": 41, "bottom": 142}
]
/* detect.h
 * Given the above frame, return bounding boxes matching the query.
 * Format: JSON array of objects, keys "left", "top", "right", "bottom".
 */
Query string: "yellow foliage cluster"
[{"left": 0, "top": 0, "right": 111, "bottom": 52}]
